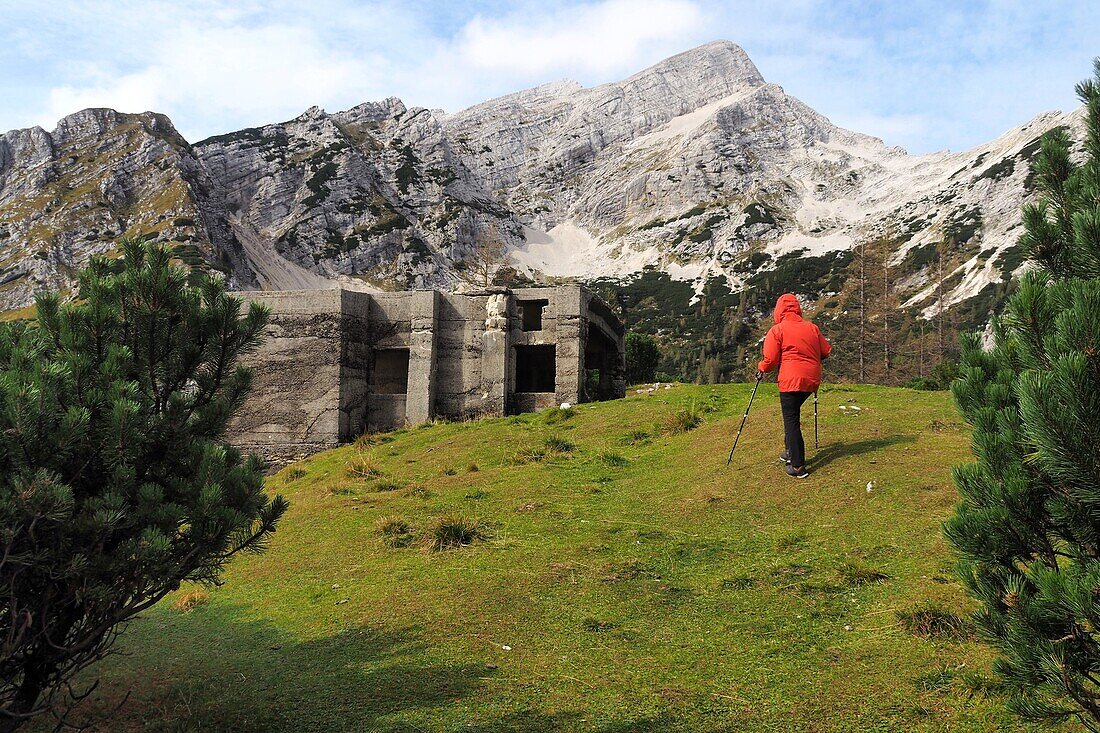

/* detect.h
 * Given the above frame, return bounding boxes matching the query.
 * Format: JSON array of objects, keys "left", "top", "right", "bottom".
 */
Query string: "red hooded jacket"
[{"left": 758, "top": 294, "right": 831, "bottom": 392}]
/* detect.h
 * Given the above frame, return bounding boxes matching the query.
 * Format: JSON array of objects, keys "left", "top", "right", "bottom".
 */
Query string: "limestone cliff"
[
  {"left": 0, "top": 40, "right": 1084, "bottom": 320},
  {"left": 0, "top": 109, "right": 255, "bottom": 310}
]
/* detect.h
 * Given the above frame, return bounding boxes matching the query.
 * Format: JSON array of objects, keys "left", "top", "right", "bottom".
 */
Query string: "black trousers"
[{"left": 780, "top": 391, "right": 813, "bottom": 468}]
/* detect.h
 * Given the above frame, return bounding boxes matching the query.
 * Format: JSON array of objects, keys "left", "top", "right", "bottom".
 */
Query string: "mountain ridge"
[{"left": 0, "top": 40, "right": 1083, "bottom": 328}]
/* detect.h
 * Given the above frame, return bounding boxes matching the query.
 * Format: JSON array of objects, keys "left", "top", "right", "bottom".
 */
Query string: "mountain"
[
  {"left": 192, "top": 98, "right": 519, "bottom": 291},
  {"left": 444, "top": 41, "right": 1080, "bottom": 313},
  {"left": 0, "top": 40, "right": 1084, "bottom": 337},
  {"left": 0, "top": 109, "right": 257, "bottom": 309}
]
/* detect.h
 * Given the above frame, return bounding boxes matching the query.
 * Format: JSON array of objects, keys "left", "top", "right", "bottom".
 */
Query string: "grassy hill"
[{"left": 66, "top": 384, "right": 1057, "bottom": 732}]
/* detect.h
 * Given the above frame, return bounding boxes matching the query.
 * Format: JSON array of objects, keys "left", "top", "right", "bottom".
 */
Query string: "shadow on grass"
[
  {"left": 65, "top": 605, "right": 739, "bottom": 733},
  {"left": 63, "top": 607, "right": 487, "bottom": 733},
  {"left": 809, "top": 435, "right": 917, "bottom": 471},
  {"left": 461, "top": 710, "right": 742, "bottom": 732}
]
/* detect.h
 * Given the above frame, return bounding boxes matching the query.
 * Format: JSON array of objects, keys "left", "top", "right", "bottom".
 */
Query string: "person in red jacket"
[{"left": 757, "top": 293, "right": 832, "bottom": 479}]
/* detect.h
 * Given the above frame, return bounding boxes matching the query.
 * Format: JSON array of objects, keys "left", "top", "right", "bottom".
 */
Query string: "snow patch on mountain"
[{"left": 516, "top": 223, "right": 602, "bottom": 276}]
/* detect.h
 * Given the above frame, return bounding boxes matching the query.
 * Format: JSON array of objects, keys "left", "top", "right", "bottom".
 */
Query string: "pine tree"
[
  {"left": 0, "top": 241, "right": 288, "bottom": 730},
  {"left": 625, "top": 332, "right": 661, "bottom": 385},
  {"left": 945, "top": 60, "right": 1100, "bottom": 729}
]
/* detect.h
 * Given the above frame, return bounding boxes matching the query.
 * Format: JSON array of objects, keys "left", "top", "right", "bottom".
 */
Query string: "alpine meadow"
[{"left": 2, "top": 3, "right": 1100, "bottom": 731}]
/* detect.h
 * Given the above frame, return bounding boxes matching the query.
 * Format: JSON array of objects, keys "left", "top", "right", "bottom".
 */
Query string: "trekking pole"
[
  {"left": 726, "top": 372, "right": 764, "bottom": 466},
  {"left": 813, "top": 391, "right": 819, "bottom": 450}
]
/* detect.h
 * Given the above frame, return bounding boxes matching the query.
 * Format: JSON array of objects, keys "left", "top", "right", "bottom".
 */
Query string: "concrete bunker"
[{"left": 228, "top": 285, "right": 625, "bottom": 464}]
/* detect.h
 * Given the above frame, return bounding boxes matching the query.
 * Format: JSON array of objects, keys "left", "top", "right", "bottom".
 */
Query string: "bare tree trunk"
[
  {"left": 936, "top": 238, "right": 947, "bottom": 362},
  {"left": 859, "top": 239, "right": 866, "bottom": 383},
  {"left": 1, "top": 662, "right": 47, "bottom": 733},
  {"left": 883, "top": 249, "right": 890, "bottom": 383},
  {"left": 919, "top": 320, "right": 926, "bottom": 379}
]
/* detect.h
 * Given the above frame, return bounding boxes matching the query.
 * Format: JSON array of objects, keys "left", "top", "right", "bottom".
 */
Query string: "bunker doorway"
[
  {"left": 515, "top": 345, "right": 556, "bottom": 393},
  {"left": 583, "top": 327, "right": 622, "bottom": 402},
  {"left": 368, "top": 348, "right": 410, "bottom": 433}
]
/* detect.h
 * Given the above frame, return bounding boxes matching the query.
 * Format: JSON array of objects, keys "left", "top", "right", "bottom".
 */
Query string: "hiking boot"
[
  {"left": 786, "top": 465, "right": 810, "bottom": 479},
  {"left": 779, "top": 450, "right": 791, "bottom": 464}
]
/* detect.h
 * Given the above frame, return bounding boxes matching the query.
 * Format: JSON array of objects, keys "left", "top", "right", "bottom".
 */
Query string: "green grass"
[{"left": 63, "top": 384, "right": 1059, "bottom": 732}]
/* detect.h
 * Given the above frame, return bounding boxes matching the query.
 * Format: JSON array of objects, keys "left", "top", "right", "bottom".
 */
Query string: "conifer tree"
[
  {"left": 625, "top": 332, "right": 661, "bottom": 385},
  {"left": 945, "top": 60, "right": 1100, "bottom": 729},
  {"left": 0, "top": 241, "right": 288, "bottom": 730}
]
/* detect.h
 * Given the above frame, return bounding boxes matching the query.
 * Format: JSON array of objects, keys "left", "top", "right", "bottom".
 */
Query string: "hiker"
[{"left": 757, "top": 293, "right": 831, "bottom": 479}]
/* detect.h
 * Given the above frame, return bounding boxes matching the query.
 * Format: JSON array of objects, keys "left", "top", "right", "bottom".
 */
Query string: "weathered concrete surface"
[{"left": 230, "top": 285, "right": 624, "bottom": 464}]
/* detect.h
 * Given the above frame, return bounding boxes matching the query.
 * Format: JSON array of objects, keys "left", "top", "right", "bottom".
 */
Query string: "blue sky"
[{"left": 1, "top": 0, "right": 1097, "bottom": 154}]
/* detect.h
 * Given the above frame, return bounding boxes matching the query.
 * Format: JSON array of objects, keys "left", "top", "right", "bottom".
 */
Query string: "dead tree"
[
  {"left": 859, "top": 238, "right": 866, "bottom": 383},
  {"left": 467, "top": 226, "right": 509, "bottom": 288},
  {"left": 919, "top": 319, "right": 926, "bottom": 378},
  {"left": 882, "top": 245, "right": 891, "bottom": 383},
  {"left": 936, "top": 238, "right": 950, "bottom": 360}
]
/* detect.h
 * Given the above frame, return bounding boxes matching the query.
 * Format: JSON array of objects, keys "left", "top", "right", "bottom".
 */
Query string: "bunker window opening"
[
  {"left": 372, "top": 348, "right": 410, "bottom": 394},
  {"left": 520, "top": 299, "right": 549, "bottom": 332}
]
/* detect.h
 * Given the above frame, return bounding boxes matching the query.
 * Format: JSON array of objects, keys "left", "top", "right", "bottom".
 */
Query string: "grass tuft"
[
  {"left": 914, "top": 667, "right": 957, "bottom": 692},
  {"left": 372, "top": 480, "right": 403, "bottom": 492},
  {"left": 285, "top": 467, "right": 307, "bottom": 481},
  {"left": 897, "top": 603, "right": 975, "bottom": 641},
  {"left": 544, "top": 435, "right": 575, "bottom": 453},
  {"left": 346, "top": 455, "right": 382, "bottom": 479},
  {"left": 354, "top": 433, "right": 381, "bottom": 449},
  {"left": 542, "top": 406, "right": 575, "bottom": 425},
  {"left": 171, "top": 589, "right": 210, "bottom": 613},
  {"left": 582, "top": 617, "right": 616, "bottom": 633},
  {"left": 776, "top": 531, "right": 808, "bottom": 551},
  {"left": 375, "top": 515, "right": 414, "bottom": 547},
  {"left": 720, "top": 575, "right": 758, "bottom": 591},
  {"left": 328, "top": 486, "right": 358, "bottom": 497},
  {"left": 512, "top": 435, "right": 576, "bottom": 464},
  {"left": 598, "top": 450, "right": 629, "bottom": 467},
  {"left": 663, "top": 401, "right": 703, "bottom": 434},
  {"left": 601, "top": 559, "right": 653, "bottom": 583},
  {"left": 837, "top": 561, "right": 890, "bottom": 586},
  {"left": 423, "top": 515, "right": 486, "bottom": 552},
  {"left": 466, "top": 461, "right": 479, "bottom": 473}
]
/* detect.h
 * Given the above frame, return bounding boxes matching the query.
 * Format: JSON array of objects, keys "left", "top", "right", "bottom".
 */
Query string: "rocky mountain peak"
[
  {"left": 625, "top": 39, "right": 765, "bottom": 91},
  {"left": 51, "top": 108, "right": 126, "bottom": 140},
  {"left": 335, "top": 97, "right": 409, "bottom": 126},
  {"left": 0, "top": 39, "right": 1085, "bottom": 336}
]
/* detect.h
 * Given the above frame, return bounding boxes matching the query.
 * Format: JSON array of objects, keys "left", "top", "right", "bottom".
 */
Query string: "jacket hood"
[{"left": 773, "top": 293, "right": 802, "bottom": 323}]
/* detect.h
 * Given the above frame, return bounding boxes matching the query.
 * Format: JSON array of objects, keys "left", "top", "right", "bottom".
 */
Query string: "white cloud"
[
  {"left": 455, "top": 0, "right": 704, "bottom": 76},
  {"left": 830, "top": 113, "right": 935, "bottom": 151},
  {"left": 38, "top": 13, "right": 393, "bottom": 140},
  {"left": 20, "top": 0, "right": 709, "bottom": 140},
  {"left": 3, "top": 0, "right": 1098, "bottom": 153}
]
